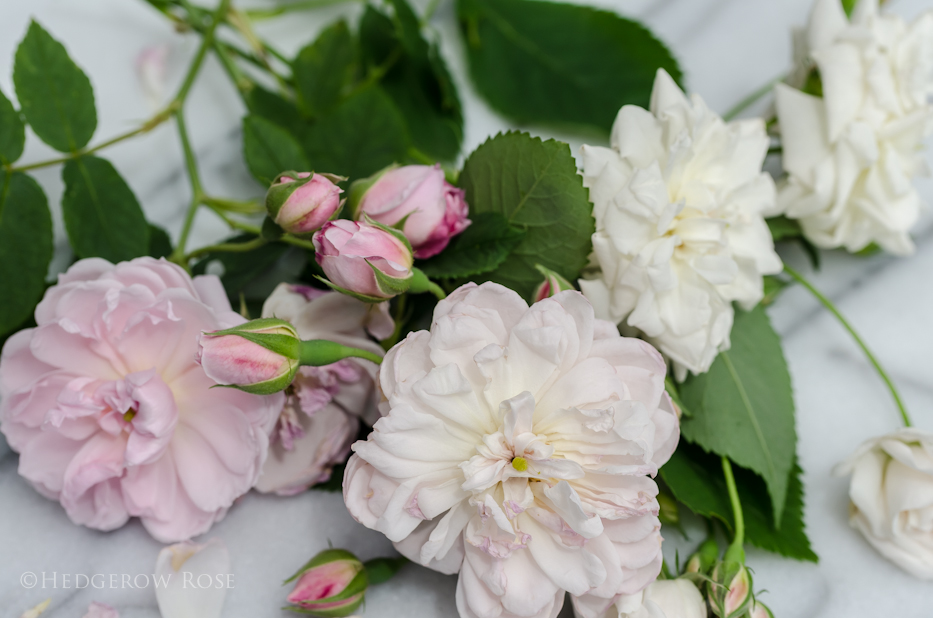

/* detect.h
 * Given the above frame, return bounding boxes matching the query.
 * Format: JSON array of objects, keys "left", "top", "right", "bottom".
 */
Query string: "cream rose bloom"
[
  {"left": 577, "top": 578, "right": 707, "bottom": 618},
  {"left": 834, "top": 428, "right": 933, "bottom": 579},
  {"left": 343, "top": 282, "right": 679, "bottom": 618},
  {"left": 775, "top": 0, "right": 933, "bottom": 255},
  {"left": 579, "top": 69, "right": 782, "bottom": 380}
]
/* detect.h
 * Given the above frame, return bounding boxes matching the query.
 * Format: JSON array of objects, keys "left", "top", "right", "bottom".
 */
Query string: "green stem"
[
  {"left": 203, "top": 196, "right": 263, "bottom": 214},
  {"left": 784, "top": 264, "right": 912, "bottom": 427},
  {"left": 280, "top": 235, "right": 318, "bottom": 251},
  {"left": 299, "top": 339, "right": 383, "bottom": 366},
  {"left": 8, "top": 104, "right": 177, "bottom": 172},
  {"left": 424, "top": 0, "right": 443, "bottom": 21},
  {"left": 185, "top": 236, "right": 267, "bottom": 261},
  {"left": 409, "top": 268, "right": 446, "bottom": 299},
  {"left": 168, "top": 0, "right": 231, "bottom": 264},
  {"left": 721, "top": 456, "right": 745, "bottom": 556},
  {"left": 722, "top": 73, "right": 786, "bottom": 122},
  {"left": 244, "top": 0, "right": 362, "bottom": 20}
]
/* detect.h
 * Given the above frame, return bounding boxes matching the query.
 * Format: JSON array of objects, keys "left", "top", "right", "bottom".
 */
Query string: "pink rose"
[
  {"left": 313, "top": 220, "right": 413, "bottom": 300},
  {"left": 266, "top": 172, "right": 343, "bottom": 236},
  {"left": 0, "top": 257, "right": 283, "bottom": 542},
  {"left": 255, "top": 284, "right": 388, "bottom": 495},
  {"left": 352, "top": 164, "right": 470, "bottom": 258}
]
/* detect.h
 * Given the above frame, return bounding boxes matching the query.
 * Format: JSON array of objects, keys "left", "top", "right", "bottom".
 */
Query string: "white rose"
[
  {"left": 580, "top": 69, "right": 782, "bottom": 380},
  {"left": 834, "top": 428, "right": 933, "bottom": 579},
  {"left": 775, "top": 0, "right": 933, "bottom": 255},
  {"left": 574, "top": 578, "right": 707, "bottom": 618},
  {"left": 343, "top": 282, "right": 680, "bottom": 618}
]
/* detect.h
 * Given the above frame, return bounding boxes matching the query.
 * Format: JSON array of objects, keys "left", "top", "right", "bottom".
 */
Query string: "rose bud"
[
  {"left": 197, "top": 318, "right": 300, "bottom": 395},
  {"left": 313, "top": 219, "right": 414, "bottom": 301},
  {"left": 748, "top": 600, "right": 774, "bottom": 618},
  {"left": 532, "top": 264, "right": 575, "bottom": 302},
  {"left": 708, "top": 561, "right": 752, "bottom": 618},
  {"left": 646, "top": 578, "right": 707, "bottom": 618},
  {"left": 349, "top": 164, "right": 470, "bottom": 259},
  {"left": 266, "top": 171, "right": 344, "bottom": 236},
  {"left": 685, "top": 537, "right": 719, "bottom": 575},
  {"left": 285, "top": 549, "right": 368, "bottom": 617}
]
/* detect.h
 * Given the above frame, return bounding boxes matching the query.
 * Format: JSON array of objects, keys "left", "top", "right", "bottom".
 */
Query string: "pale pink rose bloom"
[
  {"left": 343, "top": 282, "right": 679, "bottom": 618},
  {"left": 313, "top": 220, "right": 413, "bottom": 299},
  {"left": 83, "top": 602, "right": 119, "bottom": 618},
  {"left": 271, "top": 172, "right": 343, "bottom": 235},
  {"left": 356, "top": 164, "right": 470, "bottom": 259},
  {"left": 0, "top": 257, "right": 283, "bottom": 542},
  {"left": 255, "top": 284, "right": 389, "bottom": 495}
]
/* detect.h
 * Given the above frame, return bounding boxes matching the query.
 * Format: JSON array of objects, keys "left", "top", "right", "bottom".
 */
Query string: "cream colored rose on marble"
[
  {"left": 343, "top": 282, "right": 679, "bottom": 618},
  {"left": 577, "top": 577, "right": 707, "bottom": 618},
  {"left": 579, "top": 69, "right": 782, "bottom": 380},
  {"left": 835, "top": 428, "right": 933, "bottom": 580},
  {"left": 775, "top": 0, "right": 933, "bottom": 255}
]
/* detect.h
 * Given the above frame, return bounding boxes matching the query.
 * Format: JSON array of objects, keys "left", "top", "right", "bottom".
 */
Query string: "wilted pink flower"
[
  {"left": 353, "top": 164, "right": 470, "bottom": 258},
  {"left": 266, "top": 172, "right": 343, "bottom": 236},
  {"left": 255, "top": 284, "right": 387, "bottom": 495},
  {"left": 0, "top": 258, "right": 283, "bottom": 542},
  {"left": 82, "top": 602, "right": 119, "bottom": 618},
  {"left": 313, "top": 220, "right": 413, "bottom": 300}
]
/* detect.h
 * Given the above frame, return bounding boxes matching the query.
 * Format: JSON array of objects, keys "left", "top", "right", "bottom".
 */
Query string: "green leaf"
[
  {"left": 147, "top": 224, "right": 173, "bottom": 259},
  {"left": 0, "top": 172, "right": 53, "bottom": 337},
  {"left": 841, "top": 0, "right": 857, "bottom": 18},
  {"left": 293, "top": 20, "right": 357, "bottom": 117},
  {"left": 243, "top": 115, "right": 311, "bottom": 185},
  {"left": 364, "top": 557, "right": 408, "bottom": 585},
  {"left": 62, "top": 156, "right": 149, "bottom": 262},
  {"left": 360, "top": 5, "right": 463, "bottom": 162},
  {"left": 0, "top": 88, "right": 25, "bottom": 164},
  {"left": 388, "top": 0, "right": 429, "bottom": 58},
  {"left": 457, "top": 0, "right": 681, "bottom": 135},
  {"left": 766, "top": 215, "right": 802, "bottom": 242},
  {"left": 679, "top": 306, "right": 797, "bottom": 523},
  {"left": 418, "top": 212, "right": 526, "bottom": 279},
  {"left": 246, "top": 86, "right": 304, "bottom": 130},
  {"left": 661, "top": 441, "right": 817, "bottom": 562},
  {"left": 457, "top": 131, "right": 594, "bottom": 300},
  {"left": 302, "top": 85, "right": 409, "bottom": 181},
  {"left": 13, "top": 20, "right": 96, "bottom": 152}
]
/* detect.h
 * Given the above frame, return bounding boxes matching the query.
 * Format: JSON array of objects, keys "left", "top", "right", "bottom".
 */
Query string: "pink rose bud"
[
  {"left": 313, "top": 219, "right": 414, "bottom": 301},
  {"left": 285, "top": 549, "right": 367, "bottom": 617},
  {"left": 350, "top": 164, "right": 470, "bottom": 259},
  {"left": 748, "top": 601, "right": 775, "bottom": 618},
  {"left": 266, "top": 171, "right": 344, "bottom": 236},
  {"left": 532, "top": 264, "right": 575, "bottom": 302},
  {"left": 197, "top": 318, "right": 300, "bottom": 395},
  {"left": 708, "top": 561, "right": 752, "bottom": 618}
]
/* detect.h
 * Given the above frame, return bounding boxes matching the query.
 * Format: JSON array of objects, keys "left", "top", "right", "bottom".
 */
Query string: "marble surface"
[{"left": 1, "top": 0, "right": 932, "bottom": 616}]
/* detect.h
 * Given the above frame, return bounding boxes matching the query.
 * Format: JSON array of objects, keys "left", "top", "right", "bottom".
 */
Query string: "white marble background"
[{"left": 1, "top": 0, "right": 932, "bottom": 616}]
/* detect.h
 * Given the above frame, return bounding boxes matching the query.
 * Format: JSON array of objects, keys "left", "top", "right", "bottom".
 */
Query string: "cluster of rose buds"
[
  {"left": 679, "top": 538, "right": 774, "bottom": 618},
  {"left": 263, "top": 165, "right": 468, "bottom": 302}
]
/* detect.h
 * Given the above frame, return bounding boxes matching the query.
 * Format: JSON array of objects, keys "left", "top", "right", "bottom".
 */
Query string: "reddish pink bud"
[
  {"left": 196, "top": 318, "right": 300, "bottom": 395},
  {"left": 285, "top": 549, "right": 367, "bottom": 617},
  {"left": 351, "top": 164, "right": 469, "bottom": 258}
]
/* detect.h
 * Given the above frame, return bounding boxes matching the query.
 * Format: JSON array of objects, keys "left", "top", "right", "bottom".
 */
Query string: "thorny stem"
[{"left": 784, "top": 264, "right": 912, "bottom": 427}]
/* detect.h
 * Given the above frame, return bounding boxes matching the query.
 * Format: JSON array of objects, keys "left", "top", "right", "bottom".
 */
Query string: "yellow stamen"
[
  {"left": 511, "top": 456, "right": 528, "bottom": 472},
  {"left": 123, "top": 409, "right": 137, "bottom": 422}
]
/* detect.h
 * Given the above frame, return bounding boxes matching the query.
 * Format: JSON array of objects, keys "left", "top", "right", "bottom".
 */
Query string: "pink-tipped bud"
[
  {"left": 350, "top": 164, "right": 470, "bottom": 259},
  {"left": 196, "top": 318, "right": 300, "bottom": 395},
  {"left": 266, "top": 171, "right": 344, "bottom": 236},
  {"left": 285, "top": 549, "right": 367, "bottom": 617},
  {"left": 708, "top": 561, "right": 752, "bottom": 618},
  {"left": 313, "top": 219, "right": 414, "bottom": 301},
  {"left": 532, "top": 264, "right": 575, "bottom": 302},
  {"left": 748, "top": 601, "right": 774, "bottom": 618}
]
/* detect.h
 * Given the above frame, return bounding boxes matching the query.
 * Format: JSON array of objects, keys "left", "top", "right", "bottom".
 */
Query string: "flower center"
[
  {"left": 123, "top": 408, "right": 137, "bottom": 423},
  {"left": 511, "top": 456, "right": 528, "bottom": 472}
]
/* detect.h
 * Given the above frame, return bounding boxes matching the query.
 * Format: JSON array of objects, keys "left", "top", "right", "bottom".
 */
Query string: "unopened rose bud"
[
  {"left": 266, "top": 171, "right": 344, "bottom": 236},
  {"left": 350, "top": 164, "right": 470, "bottom": 259},
  {"left": 708, "top": 561, "right": 752, "bottom": 618},
  {"left": 748, "top": 600, "right": 774, "bottom": 618},
  {"left": 532, "top": 264, "right": 575, "bottom": 302},
  {"left": 313, "top": 219, "right": 414, "bottom": 301},
  {"left": 197, "top": 318, "right": 300, "bottom": 394},
  {"left": 285, "top": 549, "right": 368, "bottom": 617}
]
